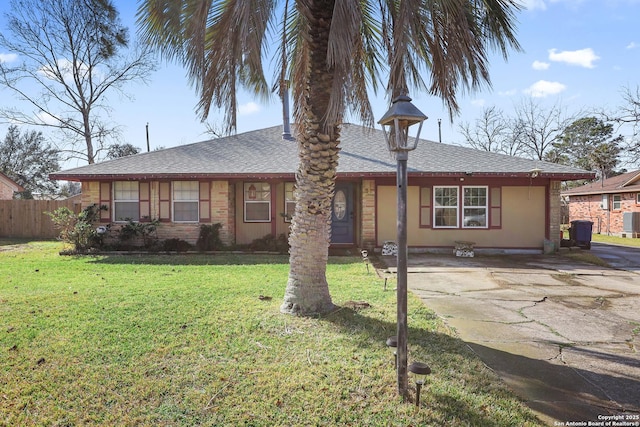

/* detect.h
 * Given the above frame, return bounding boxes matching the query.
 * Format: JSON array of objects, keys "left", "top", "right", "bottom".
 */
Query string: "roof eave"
[{"left": 52, "top": 171, "right": 595, "bottom": 181}]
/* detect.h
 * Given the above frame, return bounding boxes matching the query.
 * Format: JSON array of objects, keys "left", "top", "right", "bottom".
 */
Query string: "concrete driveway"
[{"left": 382, "top": 248, "right": 640, "bottom": 425}]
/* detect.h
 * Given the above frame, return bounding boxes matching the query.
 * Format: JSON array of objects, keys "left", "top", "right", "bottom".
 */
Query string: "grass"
[
  {"left": 0, "top": 241, "right": 542, "bottom": 426},
  {"left": 592, "top": 233, "right": 640, "bottom": 247}
]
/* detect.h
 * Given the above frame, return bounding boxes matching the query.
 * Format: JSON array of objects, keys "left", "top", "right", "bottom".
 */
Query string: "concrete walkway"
[{"left": 381, "top": 249, "right": 640, "bottom": 425}]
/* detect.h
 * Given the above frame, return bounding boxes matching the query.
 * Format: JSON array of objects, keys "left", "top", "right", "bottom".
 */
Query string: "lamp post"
[{"left": 378, "top": 94, "right": 427, "bottom": 399}]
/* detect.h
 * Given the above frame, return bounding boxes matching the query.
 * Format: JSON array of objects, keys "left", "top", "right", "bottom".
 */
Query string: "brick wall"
[
  {"left": 0, "top": 182, "right": 15, "bottom": 199},
  {"left": 361, "top": 179, "right": 376, "bottom": 249},
  {"left": 568, "top": 192, "right": 640, "bottom": 234},
  {"left": 79, "top": 179, "right": 236, "bottom": 246},
  {"left": 549, "top": 181, "right": 562, "bottom": 247},
  {"left": 210, "top": 180, "right": 234, "bottom": 246}
]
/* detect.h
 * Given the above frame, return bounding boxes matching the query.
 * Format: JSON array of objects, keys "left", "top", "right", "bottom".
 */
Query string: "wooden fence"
[{"left": 0, "top": 198, "right": 82, "bottom": 239}]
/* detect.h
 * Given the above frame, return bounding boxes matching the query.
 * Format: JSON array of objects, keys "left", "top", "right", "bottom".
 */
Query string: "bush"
[
  {"left": 163, "top": 238, "right": 192, "bottom": 253},
  {"left": 116, "top": 219, "right": 159, "bottom": 249},
  {"left": 196, "top": 223, "right": 224, "bottom": 251},
  {"left": 249, "top": 233, "right": 289, "bottom": 253},
  {"left": 47, "top": 204, "right": 108, "bottom": 252}
]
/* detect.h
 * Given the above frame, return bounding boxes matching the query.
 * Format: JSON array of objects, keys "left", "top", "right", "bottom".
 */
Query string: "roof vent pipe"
[{"left": 281, "top": 81, "right": 293, "bottom": 140}]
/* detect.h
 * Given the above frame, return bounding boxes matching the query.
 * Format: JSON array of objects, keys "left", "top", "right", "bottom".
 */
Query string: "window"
[
  {"left": 244, "top": 182, "right": 271, "bottom": 222},
  {"left": 612, "top": 194, "right": 622, "bottom": 210},
  {"left": 636, "top": 193, "right": 640, "bottom": 205},
  {"left": 113, "top": 181, "right": 139, "bottom": 221},
  {"left": 463, "top": 186, "right": 488, "bottom": 228},
  {"left": 434, "top": 186, "right": 458, "bottom": 228},
  {"left": 173, "top": 181, "right": 199, "bottom": 222},
  {"left": 601, "top": 194, "right": 609, "bottom": 210},
  {"left": 284, "top": 182, "right": 295, "bottom": 222}
]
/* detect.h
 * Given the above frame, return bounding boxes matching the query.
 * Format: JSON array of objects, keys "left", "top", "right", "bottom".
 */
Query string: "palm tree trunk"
[{"left": 281, "top": 0, "right": 338, "bottom": 316}]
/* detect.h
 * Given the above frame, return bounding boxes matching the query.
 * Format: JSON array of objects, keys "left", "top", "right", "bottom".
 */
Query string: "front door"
[{"left": 331, "top": 183, "right": 354, "bottom": 244}]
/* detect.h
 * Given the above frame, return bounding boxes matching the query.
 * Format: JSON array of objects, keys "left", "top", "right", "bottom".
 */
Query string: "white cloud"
[
  {"left": 520, "top": 0, "right": 547, "bottom": 10},
  {"left": 34, "top": 111, "right": 60, "bottom": 126},
  {"left": 238, "top": 102, "right": 261, "bottom": 115},
  {"left": 524, "top": 80, "right": 567, "bottom": 97},
  {"left": 498, "top": 89, "right": 517, "bottom": 96},
  {"left": 470, "top": 99, "right": 485, "bottom": 107},
  {"left": 548, "top": 48, "right": 600, "bottom": 68},
  {"left": 532, "top": 60, "right": 550, "bottom": 70},
  {"left": 626, "top": 42, "right": 637, "bottom": 49},
  {"left": 0, "top": 53, "right": 18, "bottom": 64}
]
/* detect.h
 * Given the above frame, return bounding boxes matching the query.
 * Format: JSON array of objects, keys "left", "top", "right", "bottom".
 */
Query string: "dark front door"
[{"left": 331, "top": 183, "right": 354, "bottom": 244}]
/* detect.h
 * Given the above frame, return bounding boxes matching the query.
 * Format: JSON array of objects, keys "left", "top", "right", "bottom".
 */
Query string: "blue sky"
[{"left": 1, "top": 0, "right": 639, "bottom": 167}]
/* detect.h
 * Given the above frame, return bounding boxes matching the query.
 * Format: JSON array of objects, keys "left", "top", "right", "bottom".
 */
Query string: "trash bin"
[{"left": 569, "top": 220, "right": 593, "bottom": 249}]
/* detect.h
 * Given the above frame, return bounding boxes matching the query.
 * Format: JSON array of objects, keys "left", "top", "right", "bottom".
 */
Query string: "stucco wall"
[{"left": 376, "top": 185, "right": 547, "bottom": 249}]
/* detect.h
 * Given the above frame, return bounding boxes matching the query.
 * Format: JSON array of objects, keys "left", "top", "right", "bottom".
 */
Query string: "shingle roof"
[
  {"left": 51, "top": 124, "right": 593, "bottom": 181},
  {"left": 561, "top": 170, "right": 640, "bottom": 196}
]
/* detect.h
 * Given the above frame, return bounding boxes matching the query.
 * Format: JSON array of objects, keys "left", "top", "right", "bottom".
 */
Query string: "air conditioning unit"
[{"left": 623, "top": 212, "right": 640, "bottom": 233}]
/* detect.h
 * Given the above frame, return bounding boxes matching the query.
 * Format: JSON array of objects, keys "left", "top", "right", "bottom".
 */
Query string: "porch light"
[
  {"left": 408, "top": 361, "right": 432, "bottom": 408},
  {"left": 378, "top": 93, "right": 427, "bottom": 400},
  {"left": 378, "top": 95, "right": 427, "bottom": 153}
]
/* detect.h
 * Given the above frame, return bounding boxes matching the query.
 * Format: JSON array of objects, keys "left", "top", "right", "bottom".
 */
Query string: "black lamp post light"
[
  {"left": 378, "top": 94, "right": 427, "bottom": 399},
  {"left": 385, "top": 335, "right": 398, "bottom": 369},
  {"left": 408, "top": 361, "right": 432, "bottom": 408}
]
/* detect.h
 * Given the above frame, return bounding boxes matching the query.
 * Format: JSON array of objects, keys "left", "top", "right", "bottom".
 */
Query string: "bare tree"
[
  {"left": 458, "top": 106, "right": 525, "bottom": 156},
  {"left": 611, "top": 85, "right": 640, "bottom": 165},
  {"left": 0, "top": 0, "right": 156, "bottom": 164},
  {"left": 513, "top": 98, "right": 575, "bottom": 160}
]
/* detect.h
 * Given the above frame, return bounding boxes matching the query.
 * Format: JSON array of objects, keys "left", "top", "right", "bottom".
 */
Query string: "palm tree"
[{"left": 137, "top": 0, "right": 522, "bottom": 316}]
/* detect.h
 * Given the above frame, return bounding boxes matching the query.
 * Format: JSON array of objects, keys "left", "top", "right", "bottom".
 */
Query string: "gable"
[{"left": 0, "top": 173, "right": 24, "bottom": 198}]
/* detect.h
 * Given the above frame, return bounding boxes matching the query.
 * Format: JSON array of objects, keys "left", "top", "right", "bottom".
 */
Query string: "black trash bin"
[{"left": 569, "top": 220, "right": 593, "bottom": 249}]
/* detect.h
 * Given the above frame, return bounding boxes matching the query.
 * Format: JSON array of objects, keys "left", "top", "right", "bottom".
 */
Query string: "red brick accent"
[
  {"left": 568, "top": 193, "right": 640, "bottom": 234},
  {"left": 361, "top": 179, "right": 376, "bottom": 249}
]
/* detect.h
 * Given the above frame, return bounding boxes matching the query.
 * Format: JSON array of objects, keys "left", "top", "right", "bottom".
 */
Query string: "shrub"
[
  {"left": 196, "top": 223, "right": 224, "bottom": 251},
  {"left": 47, "top": 204, "right": 108, "bottom": 252},
  {"left": 163, "top": 238, "right": 192, "bottom": 253},
  {"left": 249, "top": 233, "right": 289, "bottom": 253},
  {"left": 116, "top": 219, "right": 159, "bottom": 249}
]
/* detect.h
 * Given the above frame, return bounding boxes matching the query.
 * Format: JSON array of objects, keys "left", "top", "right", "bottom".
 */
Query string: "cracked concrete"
[{"left": 380, "top": 244, "right": 640, "bottom": 425}]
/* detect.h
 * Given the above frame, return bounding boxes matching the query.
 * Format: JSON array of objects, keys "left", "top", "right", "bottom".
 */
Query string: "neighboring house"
[
  {"left": 562, "top": 170, "right": 640, "bottom": 237},
  {"left": 50, "top": 124, "right": 593, "bottom": 252},
  {"left": 0, "top": 172, "right": 24, "bottom": 200}
]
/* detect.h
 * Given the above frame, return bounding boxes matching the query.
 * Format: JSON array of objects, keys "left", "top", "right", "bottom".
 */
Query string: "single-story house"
[
  {"left": 562, "top": 170, "right": 640, "bottom": 237},
  {"left": 0, "top": 172, "right": 24, "bottom": 200},
  {"left": 50, "top": 124, "right": 593, "bottom": 252}
]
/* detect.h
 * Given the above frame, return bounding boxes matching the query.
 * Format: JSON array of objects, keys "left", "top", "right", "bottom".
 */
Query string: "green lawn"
[
  {"left": 592, "top": 233, "right": 640, "bottom": 247},
  {"left": 0, "top": 241, "right": 542, "bottom": 426}
]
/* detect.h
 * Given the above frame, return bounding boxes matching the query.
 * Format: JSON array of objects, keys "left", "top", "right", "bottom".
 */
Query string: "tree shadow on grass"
[{"left": 320, "top": 305, "right": 640, "bottom": 425}]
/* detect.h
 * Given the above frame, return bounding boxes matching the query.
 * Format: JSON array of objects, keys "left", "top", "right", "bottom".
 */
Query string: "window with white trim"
[
  {"left": 434, "top": 186, "right": 458, "bottom": 228},
  {"left": 612, "top": 194, "right": 622, "bottom": 210},
  {"left": 462, "top": 186, "right": 488, "bottom": 228},
  {"left": 284, "top": 182, "right": 295, "bottom": 222},
  {"left": 637, "top": 193, "right": 640, "bottom": 205},
  {"left": 244, "top": 182, "right": 271, "bottom": 222},
  {"left": 113, "top": 181, "right": 139, "bottom": 221},
  {"left": 173, "top": 181, "right": 199, "bottom": 222}
]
